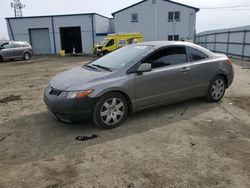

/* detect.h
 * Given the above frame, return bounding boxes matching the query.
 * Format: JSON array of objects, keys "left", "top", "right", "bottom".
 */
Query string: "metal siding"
[
  {"left": 229, "top": 32, "right": 244, "bottom": 43},
  {"left": 95, "top": 35, "right": 107, "bottom": 44},
  {"left": 246, "top": 32, "right": 250, "bottom": 43},
  {"left": 95, "top": 15, "right": 113, "bottom": 34},
  {"left": 53, "top": 15, "right": 94, "bottom": 53},
  {"left": 6, "top": 14, "right": 96, "bottom": 54},
  {"left": 196, "top": 25, "right": 250, "bottom": 59},
  {"left": 6, "top": 17, "right": 54, "bottom": 54},
  {"left": 216, "top": 33, "right": 228, "bottom": 43},
  {"left": 30, "top": 28, "right": 51, "bottom": 54}
]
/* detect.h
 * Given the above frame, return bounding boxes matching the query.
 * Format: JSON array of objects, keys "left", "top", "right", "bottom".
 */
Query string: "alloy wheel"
[
  {"left": 100, "top": 98, "right": 125, "bottom": 126},
  {"left": 211, "top": 79, "right": 225, "bottom": 100}
]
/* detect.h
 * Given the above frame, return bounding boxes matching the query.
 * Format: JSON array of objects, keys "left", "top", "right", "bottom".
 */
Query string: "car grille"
[{"left": 49, "top": 87, "right": 62, "bottom": 96}]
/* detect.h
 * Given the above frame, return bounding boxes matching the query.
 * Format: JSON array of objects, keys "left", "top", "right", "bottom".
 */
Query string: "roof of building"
[
  {"left": 112, "top": 0, "right": 199, "bottom": 16},
  {"left": 5, "top": 13, "right": 111, "bottom": 20}
]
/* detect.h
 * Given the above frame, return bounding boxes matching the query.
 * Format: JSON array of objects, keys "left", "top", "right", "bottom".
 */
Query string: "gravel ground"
[{"left": 0, "top": 56, "right": 250, "bottom": 188}]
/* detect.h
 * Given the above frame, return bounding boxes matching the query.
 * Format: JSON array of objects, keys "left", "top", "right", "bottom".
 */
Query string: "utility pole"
[{"left": 11, "top": 0, "right": 25, "bottom": 17}]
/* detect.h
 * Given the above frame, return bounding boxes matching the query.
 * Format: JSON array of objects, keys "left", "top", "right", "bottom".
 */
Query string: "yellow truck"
[{"left": 93, "top": 32, "right": 143, "bottom": 56}]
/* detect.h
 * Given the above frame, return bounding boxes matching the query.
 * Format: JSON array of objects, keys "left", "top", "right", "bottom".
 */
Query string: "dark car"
[
  {"left": 0, "top": 40, "right": 32, "bottom": 62},
  {"left": 44, "top": 41, "right": 234, "bottom": 129}
]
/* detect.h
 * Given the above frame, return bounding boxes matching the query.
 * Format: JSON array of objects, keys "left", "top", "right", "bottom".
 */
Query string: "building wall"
[
  {"left": 6, "top": 14, "right": 95, "bottom": 54},
  {"left": 113, "top": 0, "right": 197, "bottom": 41},
  {"left": 53, "top": 15, "right": 94, "bottom": 53},
  {"left": 6, "top": 17, "right": 55, "bottom": 53},
  {"left": 95, "top": 14, "right": 114, "bottom": 34},
  {"left": 6, "top": 0, "right": 198, "bottom": 54},
  {"left": 195, "top": 25, "right": 250, "bottom": 60}
]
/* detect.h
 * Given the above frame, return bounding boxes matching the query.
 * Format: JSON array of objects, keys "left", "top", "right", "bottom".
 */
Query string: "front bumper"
[{"left": 43, "top": 88, "right": 97, "bottom": 123}]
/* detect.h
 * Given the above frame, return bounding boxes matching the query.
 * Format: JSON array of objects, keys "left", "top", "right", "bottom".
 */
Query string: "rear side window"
[
  {"left": 187, "top": 47, "right": 208, "bottom": 62},
  {"left": 143, "top": 46, "right": 187, "bottom": 68},
  {"left": 12, "top": 42, "right": 21, "bottom": 48},
  {"left": 21, "top": 42, "right": 30, "bottom": 47}
]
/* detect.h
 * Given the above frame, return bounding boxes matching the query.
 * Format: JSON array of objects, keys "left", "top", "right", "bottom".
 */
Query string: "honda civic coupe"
[{"left": 44, "top": 41, "right": 234, "bottom": 129}]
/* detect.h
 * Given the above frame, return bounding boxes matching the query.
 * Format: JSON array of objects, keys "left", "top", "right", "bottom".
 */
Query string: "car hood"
[{"left": 49, "top": 66, "right": 112, "bottom": 91}]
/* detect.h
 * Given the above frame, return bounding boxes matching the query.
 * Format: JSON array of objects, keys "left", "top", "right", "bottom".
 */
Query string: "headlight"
[{"left": 59, "top": 90, "right": 94, "bottom": 99}]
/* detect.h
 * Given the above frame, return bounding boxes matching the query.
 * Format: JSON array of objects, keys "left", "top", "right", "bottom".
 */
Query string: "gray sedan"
[{"left": 44, "top": 41, "right": 234, "bottom": 129}]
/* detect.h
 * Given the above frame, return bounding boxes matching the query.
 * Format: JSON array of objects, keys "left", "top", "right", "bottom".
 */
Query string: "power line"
[{"left": 200, "top": 4, "right": 250, "bottom": 9}]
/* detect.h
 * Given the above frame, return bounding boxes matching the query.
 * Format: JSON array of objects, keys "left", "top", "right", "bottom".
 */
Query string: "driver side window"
[
  {"left": 105, "top": 39, "right": 114, "bottom": 47},
  {"left": 1, "top": 43, "right": 11, "bottom": 49},
  {"left": 143, "top": 46, "right": 187, "bottom": 69}
]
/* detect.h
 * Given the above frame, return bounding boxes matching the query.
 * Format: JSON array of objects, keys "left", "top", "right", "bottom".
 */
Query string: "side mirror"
[{"left": 137, "top": 63, "right": 152, "bottom": 73}]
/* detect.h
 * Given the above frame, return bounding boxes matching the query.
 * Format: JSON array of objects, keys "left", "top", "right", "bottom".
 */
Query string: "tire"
[
  {"left": 206, "top": 75, "right": 226, "bottom": 102},
  {"left": 23, "top": 52, "right": 31, "bottom": 60},
  {"left": 0, "top": 56, "right": 2, "bottom": 62},
  {"left": 102, "top": 51, "right": 108, "bottom": 56},
  {"left": 93, "top": 92, "right": 128, "bottom": 129}
]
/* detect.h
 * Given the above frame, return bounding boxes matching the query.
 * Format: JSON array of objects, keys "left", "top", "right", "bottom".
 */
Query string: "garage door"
[{"left": 29, "top": 28, "right": 51, "bottom": 54}]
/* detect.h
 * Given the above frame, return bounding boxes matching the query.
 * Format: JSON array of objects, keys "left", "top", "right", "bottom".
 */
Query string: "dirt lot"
[{"left": 0, "top": 56, "right": 250, "bottom": 188}]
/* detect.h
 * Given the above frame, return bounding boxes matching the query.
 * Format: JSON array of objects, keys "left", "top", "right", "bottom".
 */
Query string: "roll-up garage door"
[{"left": 29, "top": 28, "right": 51, "bottom": 54}]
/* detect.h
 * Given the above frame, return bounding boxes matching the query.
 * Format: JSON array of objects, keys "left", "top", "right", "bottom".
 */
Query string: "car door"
[
  {"left": 0, "top": 43, "right": 13, "bottom": 59},
  {"left": 11, "top": 42, "right": 23, "bottom": 58},
  {"left": 134, "top": 46, "right": 195, "bottom": 109},
  {"left": 186, "top": 46, "right": 213, "bottom": 96}
]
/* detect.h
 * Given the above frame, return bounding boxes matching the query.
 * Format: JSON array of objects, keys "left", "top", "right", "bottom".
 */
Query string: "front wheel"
[
  {"left": 206, "top": 76, "right": 226, "bottom": 102},
  {"left": 102, "top": 50, "right": 109, "bottom": 56},
  {"left": 23, "top": 52, "right": 31, "bottom": 60},
  {"left": 93, "top": 92, "right": 128, "bottom": 129}
]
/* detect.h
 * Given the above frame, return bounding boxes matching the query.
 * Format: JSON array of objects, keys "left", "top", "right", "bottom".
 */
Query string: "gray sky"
[{"left": 1, "top": 0, "right": 250, "bottom": 39}]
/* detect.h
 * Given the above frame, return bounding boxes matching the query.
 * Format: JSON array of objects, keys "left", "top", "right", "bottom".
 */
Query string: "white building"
[
  {"left": 5, "top": 0, "right": 199, "bottom": 54},
  {"left": 113, "top": 0, "right": 199, "bottom": 42}
]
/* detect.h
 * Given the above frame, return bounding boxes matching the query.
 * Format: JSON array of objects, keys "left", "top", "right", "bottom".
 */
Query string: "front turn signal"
[{"left": 76, "top": 90, "right": 94, "bottom": 98}]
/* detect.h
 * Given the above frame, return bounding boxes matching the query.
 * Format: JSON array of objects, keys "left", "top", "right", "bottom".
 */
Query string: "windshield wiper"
[
  {"left": 83, "top": 64, "right": 98, "bottom": 71},
  {"left": 92, "top": 64, "right": 112, "bottom": 72}
]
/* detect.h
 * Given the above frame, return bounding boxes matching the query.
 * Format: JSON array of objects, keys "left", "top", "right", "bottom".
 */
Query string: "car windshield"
[
  {"left": 89, "top": 45, "right": 152, "bottom": 70},
  {"left": 100, "top": 39, "right": 109, "bottom": 45}
]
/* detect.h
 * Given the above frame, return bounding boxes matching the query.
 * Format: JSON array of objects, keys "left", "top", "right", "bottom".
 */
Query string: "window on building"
[
  {"left": 131, "top": 13, "right": 139, "bottom": 22},
  {"left": 187, "top": 47, "right": 208, "bottom": 62},
  {"left": 174, "top": 12, "right": 180, "bottom": 21},
  {"left": 168, "top": 35, "right": 179, "bottom": 41},
  {"left": 168, "top": 12, "right": 174, "bottom": 22},
  {"left": 168, "top": 11, "right": 180, "bottom": 22},
  {"left": 142, "top": 46, "right": 187, "bottom": 68},
  {"left": 174, "top": 35, "right": 179, "bottom": 41}
]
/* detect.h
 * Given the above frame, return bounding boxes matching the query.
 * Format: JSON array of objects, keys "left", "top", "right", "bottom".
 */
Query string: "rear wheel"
[
  {"left": 93, "top": 92, "right": 128, "bottom": 129},
  {"left": 206, "top": 75, "right": 226, "bottom": 102},
  {"left": 23, "top": 52, "right": 31, "bottom": 60},
  {"left": 0, "top": 56, "right": 2, "bottom": 62}
]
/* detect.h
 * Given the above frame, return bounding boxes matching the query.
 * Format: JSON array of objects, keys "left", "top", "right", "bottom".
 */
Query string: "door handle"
[{"left": 180, "top": 67, "right": 191, "bottom": 72}]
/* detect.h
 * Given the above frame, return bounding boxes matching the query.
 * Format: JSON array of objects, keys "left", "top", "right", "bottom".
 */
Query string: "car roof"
[
  {"left": 0, "top": 40, "right": 29, "bottom": 46},
  {"left": 136, "top": 41, "right": 215, "bottom": 57},
  {"left": 137, "top": 41, "right": 193, "bottom": 47},
  {"left": 0, "top": 40, "right": 10, "bottom": 46}
]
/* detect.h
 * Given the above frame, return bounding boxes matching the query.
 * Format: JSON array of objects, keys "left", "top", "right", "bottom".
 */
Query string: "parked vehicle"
[
  {"left": 93, "top": 32, "right": 143, "bottom": 56},
  {"left": 44, "top": 41, "right": 234, "bottom": 129},
  {"left": 0, "top": 40, "right": 32, "bottom": 62}
]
